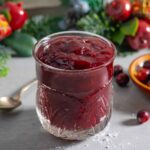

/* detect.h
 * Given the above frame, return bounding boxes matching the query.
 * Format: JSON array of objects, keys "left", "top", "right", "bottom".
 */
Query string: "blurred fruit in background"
[{"left": 132, "top": 0, "right": 150, "bottom": 19}]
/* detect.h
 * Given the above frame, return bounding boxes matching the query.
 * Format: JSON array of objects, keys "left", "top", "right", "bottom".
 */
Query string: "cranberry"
[
  {"left": 106, "top": 0, "right": 131, "bottom": 21},
  {"left": 137, "top": 110, "right": 150, "bottom": 124},
  {"left": 114, "top": 65, "right": 123, "bottom": 77},
  {"left": 143, "top": 60, "right": 150, "bottom": 69},
  {"left": 116, "top": 73, "right": 130, "bottom": 87},
  {"left": 136, "top": 68, "right": 150, "bottom": 83},
  {"left": 127, "top": 20, "right": 150, "bottom": 50},
  {"left": 38, "top": 36, "right": 115, "bottom": 70}
]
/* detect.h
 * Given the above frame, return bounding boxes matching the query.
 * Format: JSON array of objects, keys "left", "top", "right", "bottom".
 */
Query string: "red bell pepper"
[{"left": 0, "top": 14, "right": 12, "bottom": 41}]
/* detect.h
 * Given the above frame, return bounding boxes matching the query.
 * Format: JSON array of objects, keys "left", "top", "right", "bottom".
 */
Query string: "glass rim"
[{"left": 33, "top": 30, "right": 117, "bottom": 73}]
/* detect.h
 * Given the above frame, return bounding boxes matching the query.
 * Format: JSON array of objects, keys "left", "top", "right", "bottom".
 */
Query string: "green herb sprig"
[
  {"left": 0, "top": 45, "right": 11, "bottom": 77},
  {"left": 22, "top": 16, "right": 64, "bottom": 40}
]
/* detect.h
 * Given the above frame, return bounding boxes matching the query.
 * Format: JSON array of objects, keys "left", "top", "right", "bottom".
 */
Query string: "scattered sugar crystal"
[
  {"left": 106, "top": 132, "right": 119, "bottom": 138},
  {"left": 102, "top": 137, "right": 110, "bottom": 142}
]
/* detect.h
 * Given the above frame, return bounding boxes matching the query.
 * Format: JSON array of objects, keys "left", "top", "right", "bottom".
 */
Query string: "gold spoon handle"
[
  {"left": 13, "top": 78, "right": 37, "bottom": 100},
  {"left": 20, "top": 78, "right": 37, "bottom": 94}
]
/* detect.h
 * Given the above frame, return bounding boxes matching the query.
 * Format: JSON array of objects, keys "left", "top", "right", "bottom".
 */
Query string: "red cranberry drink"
[{"left": 33, "top": 31, "right": 116, "bottom": 140}]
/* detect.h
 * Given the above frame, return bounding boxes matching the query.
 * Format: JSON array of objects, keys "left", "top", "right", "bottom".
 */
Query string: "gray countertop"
[{"left": 0, "top": 50, "right": 150, "bottom": 150}]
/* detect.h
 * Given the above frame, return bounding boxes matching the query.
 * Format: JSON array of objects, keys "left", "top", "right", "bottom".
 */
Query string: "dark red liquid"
[{"left": 35, "top": 35, "right": 115, "bottom": 131}]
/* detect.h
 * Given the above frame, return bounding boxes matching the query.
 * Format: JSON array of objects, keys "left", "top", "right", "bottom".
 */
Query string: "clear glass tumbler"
[{"left": 33, "top": 31, "right": 116, "bottom": 140}]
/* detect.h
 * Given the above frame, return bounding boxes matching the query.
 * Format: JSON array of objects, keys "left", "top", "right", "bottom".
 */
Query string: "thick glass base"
[{"left": 36, "top": 107, "right": 111, "bottom": 140}]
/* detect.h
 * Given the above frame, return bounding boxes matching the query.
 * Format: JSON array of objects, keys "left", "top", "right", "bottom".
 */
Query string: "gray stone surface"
[{"left": 0, "top": 50, "right": 150, "bottom": 150}]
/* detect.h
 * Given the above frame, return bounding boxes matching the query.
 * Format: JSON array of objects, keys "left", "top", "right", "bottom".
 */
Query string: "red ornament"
[
  {"left": 5, "top": 2, "right": 28, "bottom": 30},
  {"left": 106, "top": 0, "right": 131, "bottom": 21},
  {"left": 127, "top": 20, "right": 150, "bottom": 50}
]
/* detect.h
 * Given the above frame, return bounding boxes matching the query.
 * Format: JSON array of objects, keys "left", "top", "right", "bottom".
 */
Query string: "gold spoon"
[{"left": 0, "top": 79, "right": 37, "bottom": 110}]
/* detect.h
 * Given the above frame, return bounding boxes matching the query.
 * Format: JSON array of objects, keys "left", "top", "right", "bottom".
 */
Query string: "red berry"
[
  {"left": 116, "top": 73, "right": 130, "bottom": 87},
  {"left": 106, "top": 0, "right": 131, "bottom": 21},
  {"left": 114, "top": 65, "right": 123, "bottom": 76},
  {"left": 143, "top": 60, "right": 150, "bottom": 69},
  {"left": 127, "top": 20, "right": 150, "bottom": 50},
  {"left": 136, "top": 68, "right": 150, "bottom": 83},
  {"left": 137, "top": 110, "right": 150, "bottom": 124}
]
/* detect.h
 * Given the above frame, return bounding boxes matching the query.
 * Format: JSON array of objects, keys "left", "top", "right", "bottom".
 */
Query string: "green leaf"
[
  {"left": 87, "top": 0, "right": 104, "bottom": 12},
  {"left": 4, "top": 32, "right": 37, "bottom": 57},
  {"left": 111, "top": 30, "right": 125, "bottom": 45},
  {"left": 120, "top": 17, "right": 139, "bottom": 36}
]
